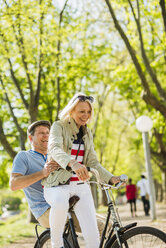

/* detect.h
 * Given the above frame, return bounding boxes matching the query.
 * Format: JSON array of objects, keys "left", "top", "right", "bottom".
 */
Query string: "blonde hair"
[{"left": 59, "top": 92, "right": 94, "bottom": 123}]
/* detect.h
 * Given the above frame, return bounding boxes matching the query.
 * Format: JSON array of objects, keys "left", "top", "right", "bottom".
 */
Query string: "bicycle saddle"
[{"left": 69, "top": 195, "right": 80, "bottom": 211}]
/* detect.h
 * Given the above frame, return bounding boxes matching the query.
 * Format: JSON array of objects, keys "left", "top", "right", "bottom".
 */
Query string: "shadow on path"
[{"left": 3, "top": 202, "right": 166, "bottom": 248}]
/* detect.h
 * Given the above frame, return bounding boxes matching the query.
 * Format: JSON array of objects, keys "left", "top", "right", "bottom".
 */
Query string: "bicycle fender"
[
  {"left": 104, "top": 222, "right": 137, "bottom": 248},
  {"left": 34, "top": 229, "right": 50, "bottom": 248},
  {"left": 119, "top": 222, "right": 137, "bottom": 234}
]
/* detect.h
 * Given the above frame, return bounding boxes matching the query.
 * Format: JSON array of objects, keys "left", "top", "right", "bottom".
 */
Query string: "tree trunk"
[
  {"left": 154, "top": 179, "right": 163, "bottom": 202},
  {"left": 102, "top": 191, "right": 108, "bottom": 206},
  {"left": 162, "top": 171, "right": 166, "bottom": 203}
]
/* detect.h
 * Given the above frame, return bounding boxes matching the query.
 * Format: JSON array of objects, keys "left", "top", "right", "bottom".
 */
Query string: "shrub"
[{"left": 1, "top": 196, "right": 22, "bottom": 211}]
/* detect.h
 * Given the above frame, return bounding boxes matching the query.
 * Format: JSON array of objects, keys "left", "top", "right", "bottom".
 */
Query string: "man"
[
  {"left": 10, "top": 120, "right": 105, "bottom": 233},
  {"left": 137, "top": 174, "right": 150, "bottom": 216}
]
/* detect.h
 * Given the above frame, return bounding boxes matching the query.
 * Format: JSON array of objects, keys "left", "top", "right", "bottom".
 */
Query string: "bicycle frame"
[
  {"left": 34, "top": 171, "right": 137, "bottom": 248},
  {"left": 34, "top": 202, "right": 137, "bottom": 248},
  {"left": 67, "top": 211, "right": 80, "bottom": 248},
  {"left": 34, "top": 170, "right": 166, "bottom": 247},
  {"left": 61, "top": 181, "right": 137, "bottom": 248},
  {"left": 99, "top": 186, "right": 137, "bottom": 248}
]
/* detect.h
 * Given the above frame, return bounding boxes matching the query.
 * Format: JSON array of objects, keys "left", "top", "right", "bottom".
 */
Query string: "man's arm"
[
  {"left": 10, "top": 161, "right": 60, "bottom": 191},
  {"left": 10, "top": 171, "right": 45, "bottom": 191}
]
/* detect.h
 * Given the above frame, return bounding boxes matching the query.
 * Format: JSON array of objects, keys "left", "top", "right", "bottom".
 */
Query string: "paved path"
[
  {"left": 117, "top": 201, "right": 166, "bottom": 233},
  {"left": 3, "top": 202, "right": 166, "bottom": 247}
]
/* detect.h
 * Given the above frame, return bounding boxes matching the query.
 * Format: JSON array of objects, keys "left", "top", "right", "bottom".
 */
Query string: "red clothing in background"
[{"left": 126, "top": 184, "right": 137, "bottom": 200}]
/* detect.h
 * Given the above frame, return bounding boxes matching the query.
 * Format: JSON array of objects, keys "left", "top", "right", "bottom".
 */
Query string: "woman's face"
[{"left": 71, "top": 101, "right": 92, "bottom": 128}]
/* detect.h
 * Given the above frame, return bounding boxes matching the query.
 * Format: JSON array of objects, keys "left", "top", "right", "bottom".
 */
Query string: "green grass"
[
  {"left": 0, "top": 187, "right": 108, "bottom": 247},
  {"left": 0, "top": 210, "right": 38, "bottom": 247},
  {"left": 0, "top": 206, "right": 107, "bottom": 247},
  {"left": 0, "top": 188, "right": 39, "bottom": 247}
]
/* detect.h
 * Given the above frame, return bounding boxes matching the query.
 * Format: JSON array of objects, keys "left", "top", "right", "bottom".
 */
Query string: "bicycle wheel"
[
  {"left": 37, "top": 231, "right": 51, "bottom": 248},
  {"left": 37, "top": 231, "right": 73, "bottom": 248},
  {"left": 106, "top": 226, "right": 166, "bottom": 248}
]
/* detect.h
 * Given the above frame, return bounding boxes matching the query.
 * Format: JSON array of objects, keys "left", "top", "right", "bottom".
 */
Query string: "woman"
[
  {"left": 126, "top": 178, "right": 137, "bottom": 217},
  {"left": 42, "top": 92, "right": 121, "bottom": 248}
]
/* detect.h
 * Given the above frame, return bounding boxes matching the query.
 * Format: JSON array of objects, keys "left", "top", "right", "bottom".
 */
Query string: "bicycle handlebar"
[{"left": 87, "top": 167, "right": 128, "bottom": 189}]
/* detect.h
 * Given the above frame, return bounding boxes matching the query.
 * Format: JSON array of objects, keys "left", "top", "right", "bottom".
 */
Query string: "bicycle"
[{"left": 34, "top": 168, "right": 166, "bottom": 248}]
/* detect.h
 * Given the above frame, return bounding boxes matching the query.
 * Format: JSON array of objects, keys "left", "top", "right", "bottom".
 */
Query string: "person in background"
[
  {"left": 137, "top": 174, "right": 150, "bottom": 216},
  {"left": 42, "top": 92, "right": 122, "bottom": 248},
  {"left": 126, "top": 178, "right": 137, "bottom": 217}
]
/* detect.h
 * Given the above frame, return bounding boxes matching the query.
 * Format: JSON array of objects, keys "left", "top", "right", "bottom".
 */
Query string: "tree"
[
  {"left": 0, "top": 0, "right": 165, "bottom": 206},
  {"left": 0, "top": 0, "right": 77, "bottom": 157},
  {"left": 103, "top": 0, "right": 166, "bottom": 201}
]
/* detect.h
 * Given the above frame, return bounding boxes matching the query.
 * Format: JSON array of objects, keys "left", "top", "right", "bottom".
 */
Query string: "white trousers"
[{"left": 44, "top": 181, "right": 100, "bottom": 248}]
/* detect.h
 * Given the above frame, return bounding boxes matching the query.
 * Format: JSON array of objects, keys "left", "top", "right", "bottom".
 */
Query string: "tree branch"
[
  {"left": 142, "top": 90, "right": 166, "bottom": 119},
  {"left": 55, "top": 0, "right": 68, "bottom": 120},
  {"left": 31, "top": 0, "right": 45, "bottom": 122},
  {"left": 160, "top": 0, "right": 166, "bottom": 33},
  {"left": 92, "top": 85, "right": 110, "bottom": 138},
  {"left": 0, "top": 118, "right": 17, "bottom": 159},
  {"left": 8, "top": 58, "right": 29, "bottom": 109},
  {"left": 0, "top": 75, "right": 26, "bottom": 149},
  {"left": 111, "top": 124, "right": 128, "bottom": 174},
  {"left": 4, "top": 0, "right": 33, "bottom": 94},
  {"left": 17, "top": 2, "right": 33, "bottom": 95},
  {"left": 105, "top": 0, "right": 166, "bottom": 118},
  {"left": 128, "top": 0, "right": 166, "bottom": 100},
  {"left": 153, "top": 128, "right": 166, "bottom": 153},
  {"left": 105, "top": 0, "right": 150, "bottom": 94},
  {"left": 0, "top": 29, "right": 29, "bottom": 109},
  {"left": 150, "top": 152, "right": 163, "bottom": 171}
]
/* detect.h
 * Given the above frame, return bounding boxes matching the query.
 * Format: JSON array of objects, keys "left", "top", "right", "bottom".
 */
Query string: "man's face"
[{"left": 29, "top": 125, "right": 50, "bottom": 153}]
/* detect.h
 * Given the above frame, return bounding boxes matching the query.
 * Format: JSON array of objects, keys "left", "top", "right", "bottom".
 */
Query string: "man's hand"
[
  {"left": 10, "top": 161, "right": 60, "bottom": 191},
  {"left": 43, "top": 161, "right": 60, "bottom": 178}
]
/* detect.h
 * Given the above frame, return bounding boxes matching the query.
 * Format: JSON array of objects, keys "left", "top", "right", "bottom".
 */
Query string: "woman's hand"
[
  {"left": 109, "top": 176, "right": 121, "bottom": 185},
  {"left": 68, "top": 160, "right": 90, "bottom": 181},
  {"left": 75, "top": 164, "right": 90, "bottom": 181}
]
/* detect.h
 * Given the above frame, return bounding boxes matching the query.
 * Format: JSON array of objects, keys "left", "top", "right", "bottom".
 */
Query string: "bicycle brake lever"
[
  {"left": 115, "top": 181, "right": 124, "bottom": 188},
  {"left": 115, "top": 174, "right": 128, "bottom": 188},
  {"left": 120, "top": 174, "right": 128, "bottom": 182}
]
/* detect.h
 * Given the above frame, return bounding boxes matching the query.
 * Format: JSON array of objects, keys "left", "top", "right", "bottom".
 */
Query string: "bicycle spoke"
[
  {"left": 109, "top": 226, "right": 166, "bottom": 248},
  {"left": 121, "top": 233, "right": 165, "bottom": 248}
]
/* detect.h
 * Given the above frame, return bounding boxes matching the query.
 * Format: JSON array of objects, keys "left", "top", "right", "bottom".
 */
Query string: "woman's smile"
[{"left": 71, "top": 101, "right": 92, "bottom": 128}]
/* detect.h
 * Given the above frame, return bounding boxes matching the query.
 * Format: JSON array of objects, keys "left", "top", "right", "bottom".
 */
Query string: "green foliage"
[
  {"left": 0, "top": 189, "right": 25, "bottom": 206},
  {"left": 0, "top": 189, "right": 25, "bottom": 217},
  {"left": 0, "top": 0, "right": 165, "bottom": 189},
  {"left": 0, "top": 159, "right": 10, "bottom": 188},
  {"left": 1, "top": 196, "right": 22, "bottom": 211},
  {"left": 92, "top": 93, "right": 145, "bottom": 184},
  {"left": 0, "top": 188, "right": 42, "bottom": 247}
]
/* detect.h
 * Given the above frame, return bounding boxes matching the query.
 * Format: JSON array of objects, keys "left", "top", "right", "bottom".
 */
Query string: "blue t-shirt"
[{"left": 12, "top": 150, "right": 50, "bottom": 219}]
